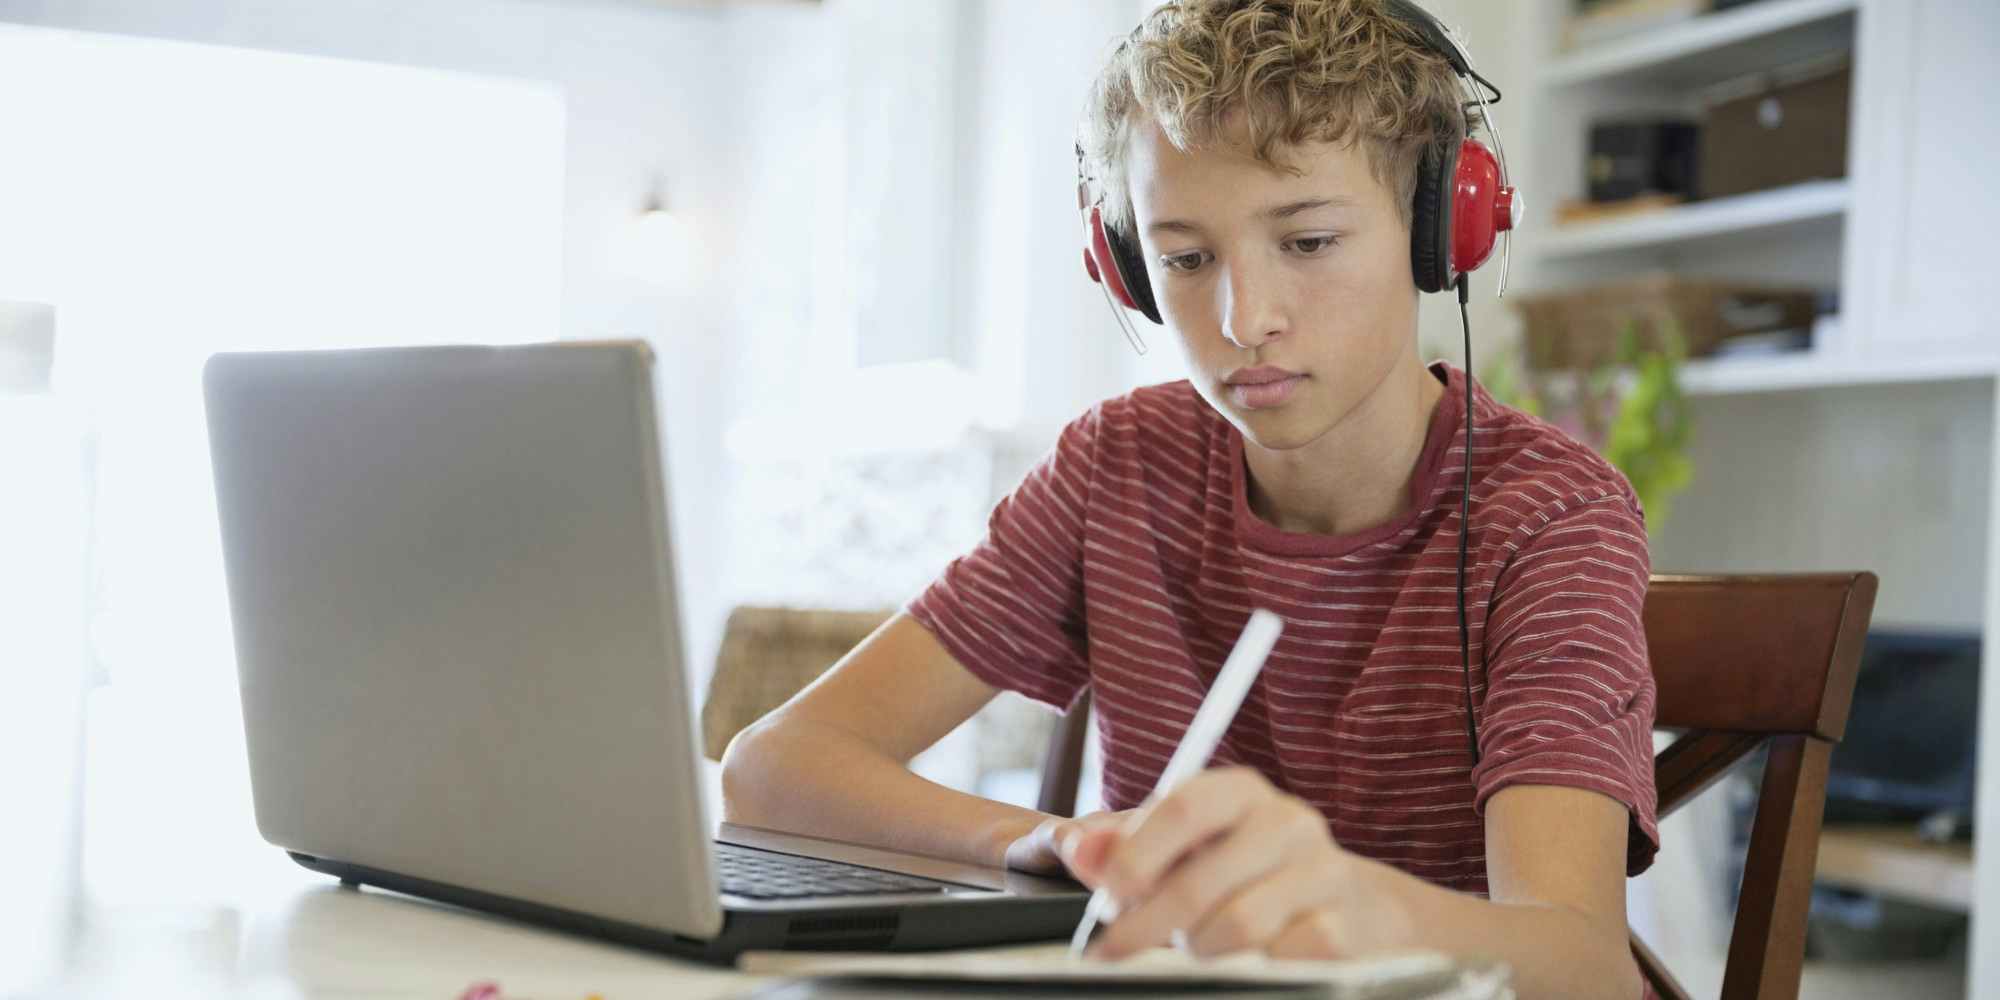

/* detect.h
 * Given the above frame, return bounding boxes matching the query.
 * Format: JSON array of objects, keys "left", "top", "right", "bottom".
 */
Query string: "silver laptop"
[{"left": 202, "top": 341, "right": 1086, "bottom": 962}]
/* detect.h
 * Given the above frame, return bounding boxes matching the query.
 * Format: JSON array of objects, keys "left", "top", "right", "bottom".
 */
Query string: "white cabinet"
[
  {"left": 1845, "top": 0, "right": 2000, "bottom": 360},
  {"left": 1501, "top": 0, "right": 1999, "bottom": 994}
]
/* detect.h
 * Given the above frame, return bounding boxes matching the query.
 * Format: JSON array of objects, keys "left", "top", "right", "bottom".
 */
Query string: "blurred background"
[{"left": 0, "top": 0, "right": 1993, "bottom": 997}]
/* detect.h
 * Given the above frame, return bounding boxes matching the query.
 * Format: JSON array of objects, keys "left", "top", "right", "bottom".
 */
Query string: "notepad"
[{"left": 739, "top": 942, "right": 1512, "bottom": 999}]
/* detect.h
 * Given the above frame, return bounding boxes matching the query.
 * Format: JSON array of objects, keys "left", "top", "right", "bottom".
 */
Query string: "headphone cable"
[{"left": 1457, "top": 275, "right": 1480, "bottom": 767}]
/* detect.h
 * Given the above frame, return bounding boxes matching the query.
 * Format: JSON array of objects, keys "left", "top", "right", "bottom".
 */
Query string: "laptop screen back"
[{"left": 204, "top": 342, "right": 722, "bottom": 938}]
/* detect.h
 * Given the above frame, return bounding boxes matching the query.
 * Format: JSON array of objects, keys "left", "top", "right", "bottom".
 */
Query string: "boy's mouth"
[{"left": 1224, "top": 365, "right": 1306, "bottom": 410}]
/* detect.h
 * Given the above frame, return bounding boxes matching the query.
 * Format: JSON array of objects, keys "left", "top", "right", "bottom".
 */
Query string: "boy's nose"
[{"left": 1219, "top": 264, "right": 1284, "bottom": 350}]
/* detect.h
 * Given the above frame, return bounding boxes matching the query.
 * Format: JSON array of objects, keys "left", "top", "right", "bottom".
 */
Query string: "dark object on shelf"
[
  {"left": 1807, "top": 888, "right": 1967, "bottom": 961},
  {"left": 1823, "top": 629, "right": 1980, "bottom": 825},
  {"left": 1918, "top": 807, "right": 1972, "bottom": 844},
  {"left": 1710, "top": 0, "right": 1773, "bottom": 9},
  {"left": 1511, "top": 273, "right": 1819, "bottom": 371},
  {"left": 1588, "top": 119, "right": 1701, "bottom": 203},
  {"left": 1708, "top": 328, "right": 1810, "bottom": 358},
  {"left": 1698, "top": 57, "right": 1850, "bottom": 201}
]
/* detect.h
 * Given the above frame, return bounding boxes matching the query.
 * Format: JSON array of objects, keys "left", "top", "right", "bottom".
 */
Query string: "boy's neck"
[{"left": 1242, "top": 352, "right": 1447, "bottom": 538}]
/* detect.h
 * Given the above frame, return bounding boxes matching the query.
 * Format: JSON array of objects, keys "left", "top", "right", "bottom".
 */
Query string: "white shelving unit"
[
  {"left": 1679, "top": 349, "right": 1996, "bottom": 396},
  {"left": 1540, "top": 0, "right": 1857, "bottom": 89},
  {"left": 1516, "top": 0, "right": 2000, "bottom": 994},
  {"left": 1538, "top": 179, "right": 1847, "bottom": 260},
  {"left": 1525, "top": 0, "right": 1876, "bottom": 395}
]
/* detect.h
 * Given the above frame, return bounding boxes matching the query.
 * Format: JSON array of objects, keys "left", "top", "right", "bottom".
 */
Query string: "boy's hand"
[
  {"left": 1063, "top": 767, "right": 1396, "bottom": 961},
  {"left": 1002, "top": 810, "right": 1136, "bottom": 878}
]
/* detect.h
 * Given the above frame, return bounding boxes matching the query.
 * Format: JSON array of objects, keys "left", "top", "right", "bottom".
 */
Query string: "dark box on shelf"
[
  {"left": 1824, "top": 629, "right": 1980, "bottom": 825},
  {"left": 1587, "top": 119, "right": 1701, "bottom": 202},
  {"left": 1699, "top": 59, "right": 1850, "bottom": 200}
]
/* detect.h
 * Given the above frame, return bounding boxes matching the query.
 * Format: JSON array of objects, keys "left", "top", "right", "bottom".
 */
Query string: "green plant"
[
  {"left": 1477, "top": 341, "right": 1541, "bottom": 419},
  {"left": 1472, "top": 322, "right": 1694, "bottom": 529},
  {"left": 1599, "top": 324, "right": 1693, "bottom": 528}
]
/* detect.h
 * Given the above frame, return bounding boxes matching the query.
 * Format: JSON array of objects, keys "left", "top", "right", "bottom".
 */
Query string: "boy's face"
[{"left": 1126, "top": 119, "right": 1419, "bottom": 452}]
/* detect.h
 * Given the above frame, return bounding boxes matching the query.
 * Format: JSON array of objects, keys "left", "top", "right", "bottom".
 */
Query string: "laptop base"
[{"left": 289, "top": 851, "right": 1090, "bottom": 965}]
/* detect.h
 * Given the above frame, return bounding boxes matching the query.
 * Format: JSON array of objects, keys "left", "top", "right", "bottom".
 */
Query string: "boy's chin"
[
  {"left": 1196, "top": 381, "right": 1335, "bottom": 451},
  {"left": 1230, "top": 406, "right": 1333, "bottom": 453}
]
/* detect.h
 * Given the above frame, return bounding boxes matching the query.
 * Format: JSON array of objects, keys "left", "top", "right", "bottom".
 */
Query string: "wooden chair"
[
  {"left": 699, "top": 606, "right": 893, "bottom": 761},
  {"left": 1034, "top": 572, "right": 1879, "bottom": 1000}
]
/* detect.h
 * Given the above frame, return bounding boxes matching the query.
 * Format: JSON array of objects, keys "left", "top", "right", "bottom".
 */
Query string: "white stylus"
[{"left": 1066, "top": 608, "right": 1285, "bottom": 959}]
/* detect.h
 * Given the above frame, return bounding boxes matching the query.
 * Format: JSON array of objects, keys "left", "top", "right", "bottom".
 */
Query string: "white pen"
[{"left": 1067, "top": 608, "right": 1285, "bottom": 959}]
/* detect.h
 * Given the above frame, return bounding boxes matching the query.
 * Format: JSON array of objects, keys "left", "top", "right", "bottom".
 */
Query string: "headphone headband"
[{"left": 1380, "top": 0, "right": 1472, "bottom": 77}]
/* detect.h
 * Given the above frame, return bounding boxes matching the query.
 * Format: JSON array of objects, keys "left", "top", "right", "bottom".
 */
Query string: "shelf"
[
  {"left": 1542, "top": 0, "right": 1857, "bottom": 90},
  {"left": 1538, "top": 181, "right": 1847, "bottom": 261},
  {"left": 1816, "top": 825, "right": 1974, "bottom": 912},
  {"left": 1679, "top": 350, "right": 1998, "bottom": 396},
  {"left": 1522, "top": 350, "right": 1997, "bottom": 398}
]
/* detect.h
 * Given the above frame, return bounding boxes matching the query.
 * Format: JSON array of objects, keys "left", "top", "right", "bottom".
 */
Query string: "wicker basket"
[
  {"left": 700, "top": 605, "right": 894, "bottom": 761},
  {"left": 1511, "top": 273, "right": 1818, "bottom": 371}
]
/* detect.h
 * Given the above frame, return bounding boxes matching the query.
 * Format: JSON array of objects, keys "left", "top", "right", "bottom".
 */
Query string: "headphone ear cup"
[
  {"left": 1102, "top": 219, "right": 1163, "bottom": 325},
  {"left": 1409, "top": 140, "right": 1456, "bottom": 294},
  {"left": 1088, "top": 206, "right": 1151, "bottom": 320}
]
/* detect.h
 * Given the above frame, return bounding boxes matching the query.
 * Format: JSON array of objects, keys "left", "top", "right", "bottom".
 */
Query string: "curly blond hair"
[{"left": 1081, "top": 0, "right": 1477, "bottom": 237}]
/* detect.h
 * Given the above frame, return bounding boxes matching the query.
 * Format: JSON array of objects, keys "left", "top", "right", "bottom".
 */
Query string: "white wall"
[
  {"left": 0, "top": 18, "right": 584, "bottom": 921},
  {"left": 0, "top": 0, "right": 775, "bottom": 680},
  {"left": 1653, "top": 382, "right": 1994, "bottom": 628},
  {"left": 0, "top": 0, "right": 1175, "bottom": 715},
  {"left": 962, "top": 0, "right": 1164, "bottom": 447}
]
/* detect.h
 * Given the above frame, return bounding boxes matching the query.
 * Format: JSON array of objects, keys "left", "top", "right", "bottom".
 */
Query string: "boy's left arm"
[{"left": 1070, "top": 771, "right": 1644, "bottom": 1000}]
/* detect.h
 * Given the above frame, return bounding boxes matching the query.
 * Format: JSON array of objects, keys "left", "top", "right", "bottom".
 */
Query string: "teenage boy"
[{"left": 723, "top": 2, "right": 1657, "bottom": 997}]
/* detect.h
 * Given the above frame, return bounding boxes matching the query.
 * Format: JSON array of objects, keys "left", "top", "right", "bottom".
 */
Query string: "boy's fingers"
[
  {"left": 1061, "top": 826, "right": 1121, "bottom": 882},
  {"left": 1097, "top": 769, "right": 1266, "bottom": 903},
  {"left": 1055, "top": 809, "right": 1135, "bottom": 869},
  {"left": 1182, "top": 863, "right": 1328, "bottom": 958},
  {"left": 1089, "top": 809, "right": 1294, "bottom": 959},
  {"left": 1005, "top": 817, "right": 1072, "bottom": 874}
]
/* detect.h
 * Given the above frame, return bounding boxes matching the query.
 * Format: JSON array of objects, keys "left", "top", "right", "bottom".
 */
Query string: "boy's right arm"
[{"left": 718, "top": 611, "right": 1056, "bottom": 870}]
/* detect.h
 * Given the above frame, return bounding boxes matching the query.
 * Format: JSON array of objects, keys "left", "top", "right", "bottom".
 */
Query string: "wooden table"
[{"left": 52, "top": 870, "right": 766, "bottom": 1000}]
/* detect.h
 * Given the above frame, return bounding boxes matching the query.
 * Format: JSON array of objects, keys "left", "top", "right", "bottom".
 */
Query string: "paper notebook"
[{"left": 739, "top": 942, "right": 1512, "bottom": 999}]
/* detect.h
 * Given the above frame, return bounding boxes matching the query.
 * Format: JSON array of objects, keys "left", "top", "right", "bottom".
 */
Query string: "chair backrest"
[
  {"left": 1035, "top": 572, "right": 1878, "bottom": 1000},
  {"left": 700, "top": 606, "right": 892, "bottom": 761}
]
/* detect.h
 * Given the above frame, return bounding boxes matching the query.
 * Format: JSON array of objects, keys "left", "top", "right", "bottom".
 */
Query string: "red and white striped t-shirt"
[{"left": 909, "top": 363, "right": 1659, "bottom": 895}]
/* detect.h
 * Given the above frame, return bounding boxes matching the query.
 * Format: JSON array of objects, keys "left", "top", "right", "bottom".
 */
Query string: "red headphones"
[{"left": 1080, "top": 0, "right": 1520, "bottom": 326}]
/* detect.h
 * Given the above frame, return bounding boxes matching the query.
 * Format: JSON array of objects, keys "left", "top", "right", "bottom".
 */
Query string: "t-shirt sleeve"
[
  {"left": 904, "top": 407, "right": 1098, "bottom": 712},
  {"left": 1471, "top": 493, "right": 1661, "bottom": 876}
]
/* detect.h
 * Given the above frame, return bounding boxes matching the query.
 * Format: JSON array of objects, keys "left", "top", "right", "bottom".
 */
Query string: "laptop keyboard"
[{"left": 715, "top": 842, "right": 960, "bottom": 899}]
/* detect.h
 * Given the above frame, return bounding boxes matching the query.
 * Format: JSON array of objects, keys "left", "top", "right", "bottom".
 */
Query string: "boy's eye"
[
  {"left": 1287, "top": 235, "right": 1340, "bottom": 255},
  {"left": 1160, "top": 251, "right": 1209, "bottom": 273}
]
